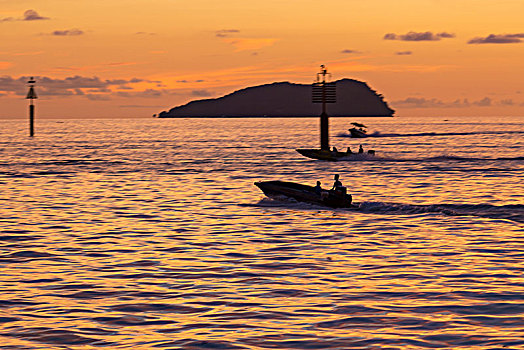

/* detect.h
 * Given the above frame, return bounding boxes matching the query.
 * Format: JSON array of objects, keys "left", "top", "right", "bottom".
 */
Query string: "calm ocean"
[{"left": 1, "top": 116, "right": 523, "bottom": 349}]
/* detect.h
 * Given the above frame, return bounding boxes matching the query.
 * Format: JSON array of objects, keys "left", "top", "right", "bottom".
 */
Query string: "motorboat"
[
  {"left": 348, "top": 122, "right": 368, "bottom": 138},
  {"left": 296, "top": 148, "right": 376, "bottom": 161},
  {"left": 296, "top": 148, "right": 342, "bottom": 161},
  {"left": 254, "top": 180, "right": 355, "bottom": 208}
]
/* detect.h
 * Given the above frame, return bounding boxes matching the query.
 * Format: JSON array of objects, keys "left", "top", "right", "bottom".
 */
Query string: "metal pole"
[
  {"left": 320, "top": 83, "right": 329, "bottom": 150},
  {"left": 319, "top": 68, "right": 329, "bottom": 150},
  {"left": 29, "top": 102, "right": 34, "bottom": 137}
]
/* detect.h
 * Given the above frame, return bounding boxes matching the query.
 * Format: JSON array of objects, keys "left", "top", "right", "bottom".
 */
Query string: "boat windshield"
[{"left": 351, "top": 122, "right": 367, "bottom": 128}]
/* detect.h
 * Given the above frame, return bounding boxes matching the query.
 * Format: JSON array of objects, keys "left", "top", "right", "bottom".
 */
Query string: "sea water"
[{"left": 0, "top": 116, "right": 523, "bottom": 349}]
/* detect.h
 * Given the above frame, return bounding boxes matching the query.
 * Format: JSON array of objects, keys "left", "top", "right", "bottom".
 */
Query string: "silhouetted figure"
[
  {"left": 358, "top": 144, "right": 364, "bottom": 153},
  {"left": 332, "top": 146, "right": 338, "bottom": 153},
  {"left": 331, "top": 174, "right": 347, "bottom": 194},
  {"left": 331, "top": 174, "right": 342, "bottom": 190},
  {"left": 314, "top": 181, "right": 322, "bottom": 195},
  {"left": 346, "top": 147, "right": 352, "bottom": 154}
]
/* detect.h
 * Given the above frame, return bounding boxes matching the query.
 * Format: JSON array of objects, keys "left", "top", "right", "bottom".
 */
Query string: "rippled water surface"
[{"left": 1, "top": 116, "right": 523, "bottom": 349}]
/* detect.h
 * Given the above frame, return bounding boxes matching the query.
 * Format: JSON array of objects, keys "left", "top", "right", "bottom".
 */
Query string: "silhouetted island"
[{"left": 157, "top": 79, "right": 394, "bottom": 118}]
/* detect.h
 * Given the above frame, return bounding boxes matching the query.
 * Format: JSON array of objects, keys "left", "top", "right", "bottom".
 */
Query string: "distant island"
[{"left": 157, "top": 79, "right": 394, "bottom": 118}]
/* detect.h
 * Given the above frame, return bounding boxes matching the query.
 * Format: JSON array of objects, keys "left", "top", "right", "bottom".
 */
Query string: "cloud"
[
  {"left": 52, "top": 29, "right": 84, "bottom": 36},
  {"left": 473, "top": 97, "right": 491, "bottom": 106},
  {"left": 215, "top": 29, "right": 240, "bottom": 37},
  {"left": 117, "top": 89, "right": 166, "bottom": 98},
  {"left": 468, "top": 33, "right": 524, "bottom": 44},
  {"left": 0, "top": 75, "right": 147, "bottom": 97},
  {"left": 437, "top": 32, "right": 455, "bottom": 38},
  {"left": 2, "top": 9, "right": 49, "bottom": 22},
  {"left": 395, "top": 51, "right": 413, "bottom": 55},
  {"left": 177, "top": 79, "right": 205, "bottom": 84},
  {"left": 0, "top": 75, "right": 183, "bottom": 103},
  {"left": 384, "top": 31, "right": 455, "bottom": 41},
  {"left": 221, "top": 38, "right": 278, "bottom": 51},
  {"left": 392, "top": 97, "right": 447, "bottom": 108},
  {"left": 85, "top": 94, "right": 111, "bottom": 101},
  {"left": 340, "top": 49, "right": 361, "bottom": 54},
  {"left": 0, "top": 62, "right": 12, "bottom": 69},
  {"left": 392, "top": 97, "right": 497, "bottom": 108},
  {"left": 23, "top": 9, "right": 49, "bottom": 21},
  {"left": 191, "top": 89, "right": 212, "bottom": 97},
  {"left": 499, "top": 99, "right": 514, "bottom": 106}
]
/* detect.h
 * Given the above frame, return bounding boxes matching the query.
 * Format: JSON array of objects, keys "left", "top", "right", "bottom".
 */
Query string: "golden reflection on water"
[{"left": 0, "top": 117, "right": 523, "bottom": 348}]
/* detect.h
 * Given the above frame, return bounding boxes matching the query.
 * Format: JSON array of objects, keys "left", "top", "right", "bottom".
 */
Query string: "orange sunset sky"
[{"left": 1, "top": 0, "right": 523, "bottom": 118}]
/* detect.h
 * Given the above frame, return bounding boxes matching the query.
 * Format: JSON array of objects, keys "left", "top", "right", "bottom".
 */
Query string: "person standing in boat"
[
  {"left": 358, "top": 145, "right": 364, "bottom": 153},
  {"left": 331, "top": 174, "right": 346, "bottom": 194}
]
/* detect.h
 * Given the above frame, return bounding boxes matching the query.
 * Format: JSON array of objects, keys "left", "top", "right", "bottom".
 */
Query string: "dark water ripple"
[{"left": 2, "top": 327, "right": 116, "bottom": 346}]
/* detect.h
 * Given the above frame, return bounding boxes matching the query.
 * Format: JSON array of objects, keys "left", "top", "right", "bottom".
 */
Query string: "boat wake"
[
  {"left": 337, "top": 130, "right": 524, "bottom": 138},
  {"left": 419, "top": 155, "right": 524, "bottom": 162},
  {"left": 316, "top": 154, "right": 524, "bottom": 162},
  {"left": 358, "top": 202, "right": 524, "bottom": 224},
  {"left": 247, "top": 198, "right": 524, "bottom": 224}
]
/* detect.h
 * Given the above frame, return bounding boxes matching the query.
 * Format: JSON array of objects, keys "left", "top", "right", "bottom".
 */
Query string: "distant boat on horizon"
[{"left": 348, "top": 122, "right": 368, "bottom": 138}]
